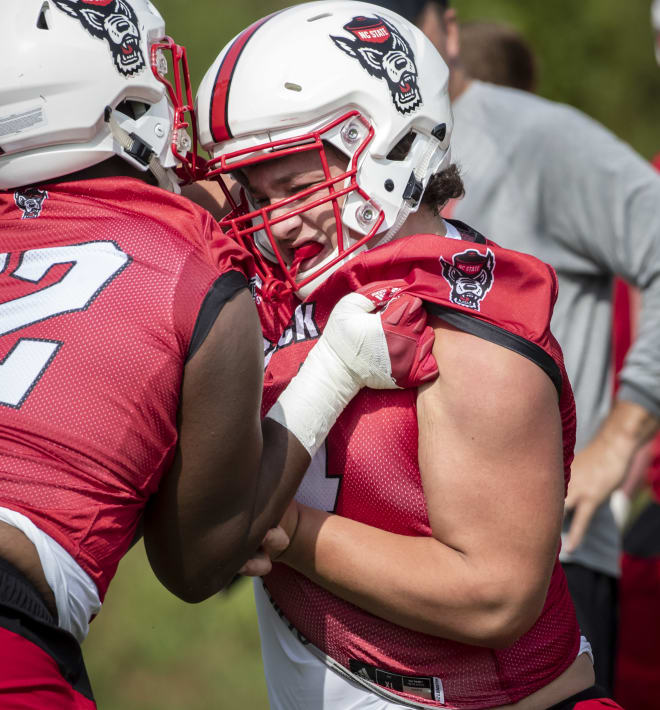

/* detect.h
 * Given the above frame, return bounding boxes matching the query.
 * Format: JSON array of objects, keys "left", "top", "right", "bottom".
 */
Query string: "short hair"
[
  {"left": 387, "top": 133, "right": 464, "bottom": 214},
  {"left": 459, "top": 20, "right": 538, "bottom": 93},
  {"left": 366, "top": 0, "right": 449, "bottom": 25}
]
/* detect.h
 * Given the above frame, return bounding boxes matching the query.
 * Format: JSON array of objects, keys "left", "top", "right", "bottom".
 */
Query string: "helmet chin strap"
[
  {"left": 105, "top": 107, "right": 180, "bottom": 193},
  {"left": 377, "top": 140, "right": 445, "bottom": 248},
  {"left": 254, "top": 229, "right": 278, "bottom": 262}
]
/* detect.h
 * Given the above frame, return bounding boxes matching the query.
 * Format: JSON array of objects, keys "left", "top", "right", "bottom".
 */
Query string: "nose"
[{"left": 268, "top": 203, "right": 303, "bottom": 249}]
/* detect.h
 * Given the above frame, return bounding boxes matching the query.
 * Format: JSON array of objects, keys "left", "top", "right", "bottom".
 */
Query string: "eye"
[
  {"left": 250, "top": 192, "right": 270, "bottom": 209},
  {"left": 293, "top": 181, "right": 327, "bottom": 199}
]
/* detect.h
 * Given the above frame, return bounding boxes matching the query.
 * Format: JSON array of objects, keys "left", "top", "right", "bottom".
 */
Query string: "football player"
[
  {"left": 195, "top": 2, "right": 623, "bottom": 708},
  {"left": 0, "top": 1, "right": 434, "bottom": 707}
]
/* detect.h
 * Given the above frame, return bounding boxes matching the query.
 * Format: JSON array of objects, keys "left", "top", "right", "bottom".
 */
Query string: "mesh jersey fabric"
[
  {"left": 0, "top": 177, "right": 250, "bottom": 601},
  {"left": 251, "top": 226, "right": 580, "bottom": 708}
]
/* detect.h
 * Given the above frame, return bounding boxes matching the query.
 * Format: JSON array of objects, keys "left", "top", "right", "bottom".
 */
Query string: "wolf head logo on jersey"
[
  {"left": 53, "top": 0, "right": 145, "bottom": 76},
  {"left": 331, "top": 15, "right": 422, "bottom": 114},
  {"left": 14, "top": 188, "right": 49, "bottom": 219},
  {"left": 440, "top": 249, "right": 495, "bottom": 311}
]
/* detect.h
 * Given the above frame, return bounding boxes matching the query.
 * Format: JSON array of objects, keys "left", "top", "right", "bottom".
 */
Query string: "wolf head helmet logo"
[
  {"left": 331, "top": 15, "right": 422, "bottom": 114},
  {"left": 54, "top": 0, "right": 145, "bottom": 76}
]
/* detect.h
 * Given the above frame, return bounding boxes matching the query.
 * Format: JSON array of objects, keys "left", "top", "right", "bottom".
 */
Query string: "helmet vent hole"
[
  {"left": 307, "top": 13, "right": 332, "bottom": 22},
  {"left": 37, "top": 2, "right": 52, "bottom": 30},
  {"left": 387, "top": 131, "right": 417, "bottom": 161},
  {"left": 115, "top": 100, "right": 149, "bottom": 121},
  {"left": 284, "top": 83, "right": 303, "bottom": 92}
]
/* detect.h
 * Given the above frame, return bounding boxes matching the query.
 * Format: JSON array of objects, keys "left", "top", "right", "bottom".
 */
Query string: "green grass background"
[
  {"left": 83, "top": 1, "right": 660, "bottom": 707},
  {"left": 84, "top": 543, "right": 268, "bottom": 709}
]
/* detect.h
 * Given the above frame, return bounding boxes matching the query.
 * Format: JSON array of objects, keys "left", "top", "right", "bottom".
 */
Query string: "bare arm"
[
  {"left": 181, "top": 177, "right": 237, "bottom": 221},
  {"left": 143, "top": 289, "right": 433, "bottom": 603},
  {"left": 144, "top": 289, "right": 309, "bottom": 602},
  {"left": 565, "top": 399, "right": 660, "bottom": 551},
  {"left": 275, "top": 318, "right": 565, "bottom": 647}
]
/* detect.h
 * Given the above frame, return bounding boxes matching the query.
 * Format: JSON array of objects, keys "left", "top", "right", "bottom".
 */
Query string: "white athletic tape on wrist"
[{"left": 267, "top": 293, "right": 398, "bottom": 457}]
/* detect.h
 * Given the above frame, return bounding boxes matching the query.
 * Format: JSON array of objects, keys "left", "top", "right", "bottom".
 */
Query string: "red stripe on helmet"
[{"left": 209, "top": 13, "right": 279, "bottom": 144}]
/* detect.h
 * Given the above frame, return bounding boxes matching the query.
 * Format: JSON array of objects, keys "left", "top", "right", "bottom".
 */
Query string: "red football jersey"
[
  {"left": 0, "top": 178, "right": 250, "bottom": 600},
  {"left": 254, "top": 223, "right": 580, "bottom": 708}
]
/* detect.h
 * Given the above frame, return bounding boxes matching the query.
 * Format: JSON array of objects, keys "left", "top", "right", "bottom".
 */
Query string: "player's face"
[
  {"left": 240, "top": 145, "right": 348, "bottom": 273},
  {"left": 419, "top": 5, "right": 459, "bottom": 66}
]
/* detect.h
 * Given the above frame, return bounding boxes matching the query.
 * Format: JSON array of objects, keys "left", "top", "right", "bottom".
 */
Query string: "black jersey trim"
[
  {"left": 445, "top": 218, "right": 487, "bottom": 244},
  {"left": 0, "top": 557, "right": 94, "bottom": 701},
  {"left": 187, "top": 270, "right": 248, "bottom": 362},
  {"left": 426, "top": 304, "right": 563, "bottom": 397}
]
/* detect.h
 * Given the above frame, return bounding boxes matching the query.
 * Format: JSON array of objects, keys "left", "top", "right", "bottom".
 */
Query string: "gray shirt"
[{"left": 451, "top": 80, "right": 660, "bottom": 577}]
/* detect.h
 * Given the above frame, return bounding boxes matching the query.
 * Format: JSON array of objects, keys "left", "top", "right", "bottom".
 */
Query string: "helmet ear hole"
[
  {"left": 387, "top": 131, "right": 417, "bottom": 161},
  {"left": 37, "top": 2, "right": 52, "bottom": 30},
  {"left": 115, "top": 100, "right": 150, "bottom": 121}
]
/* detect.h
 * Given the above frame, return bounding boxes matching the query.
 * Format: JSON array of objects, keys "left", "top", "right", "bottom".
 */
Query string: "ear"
[
  {"left": 381, "top": 18, "right": 407, "bottom": 54},
  {"left": 79, "top": 7, "right": 106, "bottom": 32},
  {"left": 115, "top": 0, "right": 136, "bottom": 22},
  {"left": 390, "top": 31, "right": 407, "bottom": 53},
  {"left": 440, "top": 259, "right": 458, "bottom": 282},
  {"left": 357, "top": 46, "right": 385, "bottom": 77},
  {"left": 331, "top": 35, "right": 358, "bottom": 59},
  {"left": 52, "top": 0, "right": 79, "bottom": 19},
  {"left": 447, "top": 265, "right": 461, "bottom": 282},
  {"left": 442, "top": 8, "right": 461, "bottom": 64}
]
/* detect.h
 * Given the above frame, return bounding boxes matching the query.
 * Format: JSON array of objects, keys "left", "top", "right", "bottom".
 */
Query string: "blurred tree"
[{"left": 157, "top": 0, "right": 660, "bottom": 158}]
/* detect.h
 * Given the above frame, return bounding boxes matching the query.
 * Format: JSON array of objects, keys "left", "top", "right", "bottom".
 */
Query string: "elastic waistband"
[{"left": 0, "top": 557, "right": 55, "bottom": 626}]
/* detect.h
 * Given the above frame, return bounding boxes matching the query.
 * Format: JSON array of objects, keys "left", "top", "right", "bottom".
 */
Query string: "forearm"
[
  {"left": 564, "top": 399, "right": 660, "bottom": 550},
  {"left": 280, "top": 505, "right": 547, "bottom": 648},
  {"left": 144, "top": 448, "right": 262, "bottom": 602},
  {"left": 242, "top": 419, "right": 310, "bottom": 554},
  {"left": 146, "top": 289, "right": 434, "bottom": 601},
  {"left": 597, "top": 399, "right": 660, "bottom": 476}
]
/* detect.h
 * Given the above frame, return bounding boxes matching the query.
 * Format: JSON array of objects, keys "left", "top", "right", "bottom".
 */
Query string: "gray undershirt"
[{"left": 450, "top": 80, "right": 660, "bottom": 577}]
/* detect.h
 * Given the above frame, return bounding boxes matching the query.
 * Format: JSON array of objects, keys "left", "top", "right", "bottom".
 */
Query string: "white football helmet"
[
  {"left": 653, "top": 0, "right": 660, "bottom": 65},
  {"left": 196, "top": 0, "right": 453, "bottom": 298},
  {"left": 0, "top": 0, "right": 198, "bottom": 191}
]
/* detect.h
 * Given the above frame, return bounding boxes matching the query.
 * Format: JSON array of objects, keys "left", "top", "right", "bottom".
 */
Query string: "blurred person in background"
[
  {"left": 458, "top": 20, "right": 537, "bottom": 93},
  {"left": 613, "top": 2, "right": 660, "bottom": 706},
  {"left": 0, "top": 1, "right": 427, "bottom": 707},
  {"left": 195, "top": 1, "right": 624, "bottom": 707},
  {"left": 373, "top": 0, "right": 660, "bottom": 696},
  {"left": 654, "top": 0, "right": 660, "bottom": 170}
]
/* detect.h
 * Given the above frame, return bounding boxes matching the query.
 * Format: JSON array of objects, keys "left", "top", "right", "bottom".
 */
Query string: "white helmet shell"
[
  {"left": 196, "top": 0, "right": 452, "bottom": 295},
  {"left": 0, "top": 0, "right": 185, "bottom": 190}
]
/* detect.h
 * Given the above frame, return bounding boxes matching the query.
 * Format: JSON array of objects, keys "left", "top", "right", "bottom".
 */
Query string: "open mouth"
[
  {"left": 120, "top": 37, "right": 138, "bottom": 59},
  {"left": 455, "top": 293, "right": 478, "bottom": 306},
  {"left": 398, "top": 74, "right": 416, "bottom": 101},
  {"left": 291, "top": 241, "right": 325, "bottom": 274}
]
